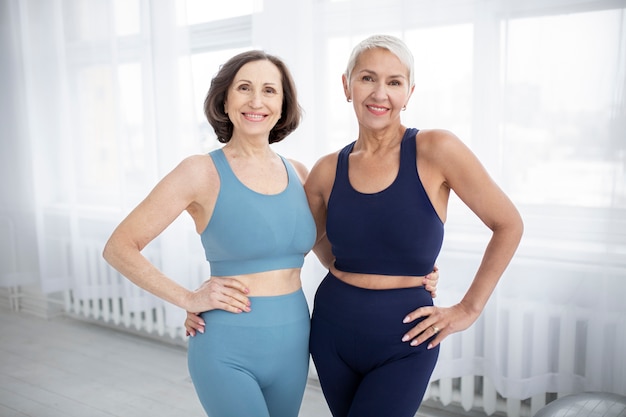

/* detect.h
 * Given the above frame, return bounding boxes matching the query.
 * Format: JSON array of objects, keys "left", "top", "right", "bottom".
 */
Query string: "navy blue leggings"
[
  {"left": 310, "top": 272, "right": 439, "bottom": 417},
  {"left": 187, "top": 289, "right": 310, "bottom": 417}
]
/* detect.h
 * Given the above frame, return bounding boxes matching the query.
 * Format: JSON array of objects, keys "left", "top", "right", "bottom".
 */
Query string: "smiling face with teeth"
[
  {"left": 343, "top": 47, "right": 414, "bottom": 131},
  {"left": 224, "top": 59, "right": 284, "bottom": 142}
]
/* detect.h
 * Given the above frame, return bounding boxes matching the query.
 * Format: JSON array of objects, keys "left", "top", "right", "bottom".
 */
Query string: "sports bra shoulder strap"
[
  {"left": 278, "top": 155, "right": 298, "bottom": 182},
  {"left": 209, "top": 148, "right": 237, "bottom": 182},
  {"left": 400, "top": 128, "right": 419, "bottom": 167},
  {"left": 336, "top": 141, "right": 356, "bottom": 177}
]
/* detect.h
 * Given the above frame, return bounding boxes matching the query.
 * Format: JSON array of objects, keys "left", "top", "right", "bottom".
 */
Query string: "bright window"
[{"left": 501, "top": 9, "right": 625, "bottom": 208}]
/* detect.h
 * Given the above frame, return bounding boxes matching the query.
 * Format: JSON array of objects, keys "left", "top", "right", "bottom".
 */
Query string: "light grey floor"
[
  {"left": 0, "top": 308, "right": 469, "bottom": 417},
  {"left": 0, "top": 308, "right": 332, "bottom": 417}
]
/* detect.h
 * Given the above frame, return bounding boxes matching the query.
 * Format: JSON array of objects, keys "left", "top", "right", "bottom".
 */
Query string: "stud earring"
[{"left": 347, "top": 98, "right": 352, "bottom": 103}]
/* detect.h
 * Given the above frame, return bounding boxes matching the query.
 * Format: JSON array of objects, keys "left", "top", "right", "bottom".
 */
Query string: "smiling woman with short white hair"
[{"left": 305, "top": 34, "right": 524, "bottom": 417}]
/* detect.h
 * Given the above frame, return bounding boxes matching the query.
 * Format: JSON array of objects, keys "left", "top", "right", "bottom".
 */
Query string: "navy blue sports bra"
[
  {"left": 200, "top": 149, "right": 316, "bottom": 276},
  {"left": 326, "top": 128, "right": 444, "bottom": 276}
]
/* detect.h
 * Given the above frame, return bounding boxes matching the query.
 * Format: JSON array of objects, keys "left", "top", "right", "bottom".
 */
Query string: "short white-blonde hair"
[{"left": 344, "top": 34, "right": 415, "bottom": 88}]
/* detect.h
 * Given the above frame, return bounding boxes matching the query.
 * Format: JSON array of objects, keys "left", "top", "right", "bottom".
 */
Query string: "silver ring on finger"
[{"left": 432, "top": 326, "right": 440, "bottom": 334}]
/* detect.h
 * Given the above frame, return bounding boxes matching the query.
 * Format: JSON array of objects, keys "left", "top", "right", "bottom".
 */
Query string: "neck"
[
  {"left": 224, "top": 135, "right": 273, "bottom": 158},
  {"left": 355, "top": 125, "right": 406, "bottom": 153}
]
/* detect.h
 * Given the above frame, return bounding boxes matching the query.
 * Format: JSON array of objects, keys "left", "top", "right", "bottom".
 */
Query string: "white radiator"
[
  {"left": 66, "top": 243, "right": 188, "bottom": 342},
  {"left": 57, "top": 216, "right": 626, "bottom": 417},
  {"left": 422, "top": 376, "right": 553, "bottom": 417},
  {"left": 62, "top": 238, "right": 557, "bottom": 417}
]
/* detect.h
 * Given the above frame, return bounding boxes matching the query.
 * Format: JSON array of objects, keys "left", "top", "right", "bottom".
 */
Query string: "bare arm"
[
  {"left": 103, "top": 155, "right": 250, "bottom": 314},
  {"left": 442, "top": 131, "right": 523, "bottom": 315},
  {"left": 291, "top": 156, "right": 336, "bottom": 266},
  {"left": 403, "top": 130, "right": 523, "bottom": 347},
  {"left": 304, "top": 154, "right": 337, "bottom": 269}
]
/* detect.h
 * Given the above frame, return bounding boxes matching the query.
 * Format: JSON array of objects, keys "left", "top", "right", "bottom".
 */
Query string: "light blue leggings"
[{"left": 187, "top": 289, "right": 310, "bottom": 417}]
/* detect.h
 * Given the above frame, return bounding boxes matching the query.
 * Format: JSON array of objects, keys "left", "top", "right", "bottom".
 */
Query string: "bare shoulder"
[
  {"left": 172, "top": 154, "right": 218, "bottom": 183},
  {"left": 286, "top": 158, "right": 310, "bottom": 183},
  {"left": 305, "top": 151, "right": 340, "bottom": 209},
  {"left": 416, "top": 128, "right": 475, "bottom": 164},
  {"left": 311, "top": 151, "right": 339, "bottom": 174},
  {"left": 155, "top": 154, "right": 220, "bottom": 203},
  {"left": 307, "top": 151, "right": 339, "bottom": 187},
  {"left": 416, "top": 128, "right": 463, "bottom": 150},
  {"left": 177, "top": 153, "right": 217, "bottom": 173}
]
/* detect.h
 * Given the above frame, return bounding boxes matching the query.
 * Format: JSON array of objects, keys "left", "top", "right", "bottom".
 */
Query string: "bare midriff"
[
  {"left": 330, "top": 264, "right": 425, "bottom": 290},
  {"left": 217, "top": 268, "right": 303, "bottom": 297}
]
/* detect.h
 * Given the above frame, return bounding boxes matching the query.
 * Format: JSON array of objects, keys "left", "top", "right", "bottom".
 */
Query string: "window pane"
[
  {"left": 64, "top": 0, "right": 111, "bottom": 42},
  {"left": 114, "top": 0, "right": 140, "bottom": 36},
  {"left": 405, "top": 24, "right": 474, "bottom": 144},
  {"left": 182, "top": 0, "right": 261, "bottom": 25},
  {"left": 502, "top": 9, "right": 625, "bottom": 208},
  {"left": 74, "top": 65, "right": 119, "bottom": 203},
  {"left": 72, "top": 62, "right": 149, "bottom": 206},
  {"left": 190, "top": 47, "right": 249, "bottom": 151},
  {"left": 325, "top": 35, "right": 357, "bottom": 152},
  {"left": 118, "top": 63, "right": 146, "bottom": 186},
  {"left": 63, "top": 0, "right": 140, "bottom": 41}
]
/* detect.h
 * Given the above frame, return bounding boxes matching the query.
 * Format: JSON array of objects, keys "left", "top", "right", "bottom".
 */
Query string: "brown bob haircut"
[{"left": 204, "top": 50, "right": 302, "bottom": 144}]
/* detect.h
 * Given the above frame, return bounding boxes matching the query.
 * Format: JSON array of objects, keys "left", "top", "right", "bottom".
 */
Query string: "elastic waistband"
[
  {"left": 313, "top": 272, "right": 432, "bottom": 332},
  {"left": 200, "top": 288, "right": 309, "bottom": 327}
]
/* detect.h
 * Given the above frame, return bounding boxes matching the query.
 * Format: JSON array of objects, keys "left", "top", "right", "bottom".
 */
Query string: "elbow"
[
  {"left": 102, "top": 234, "right": 126, "bottom": 267},
  {"left": 491, "top": 209, "right": 524, "bottom": 247},
  {"left": 504, "top": 211, "right": 525, "bottom": 252},
  {"left": 102, "top": 232, "right": 143, "bottom": 269},
  {"left": 102, "top": 238, "right": 115, "bottom": 265},
  {"left": 513, "top": 211, "right": 525, "bottom": 242}
]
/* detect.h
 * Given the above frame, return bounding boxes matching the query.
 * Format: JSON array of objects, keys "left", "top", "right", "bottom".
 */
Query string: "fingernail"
[
  {"left": 403, "top": 316, "right": 410, "bottom": 323},
  {"left": 402, "top": 335, "right": 409, "bottom": 342},
  {"left": 411, "top": 340, "right": 418, "bottom": 346},
  {"left": 427, "top": 343, "right": 433, "bottom": 349},
  {"left": 199, "top": 328, "right": 204, "bottom": 334}
]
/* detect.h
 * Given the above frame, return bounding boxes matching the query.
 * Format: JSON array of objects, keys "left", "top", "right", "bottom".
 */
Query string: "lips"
[
  {"left": 242, "top": 113, "right": 267, "bottom": 121},
  {"left": 366, "top": 104, "right": 390, "bottom": 115}
]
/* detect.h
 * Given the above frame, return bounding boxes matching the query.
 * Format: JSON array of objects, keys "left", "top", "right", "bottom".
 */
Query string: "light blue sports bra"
[{"left": 200, "top": 149, "right": 316, "bottom": 276}]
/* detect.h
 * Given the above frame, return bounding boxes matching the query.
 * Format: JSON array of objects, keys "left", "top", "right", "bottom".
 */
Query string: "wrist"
[
  {"left": 458, "top": 299, "right": 483, "bottom": 318},
  {"left": 179, "top": 288, "right": 196, "bottom": 312}
]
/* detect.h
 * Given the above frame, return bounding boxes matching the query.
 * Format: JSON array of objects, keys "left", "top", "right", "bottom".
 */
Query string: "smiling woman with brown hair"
[{"left": 103, "top": 50, "right": 315, "bottom": 417}]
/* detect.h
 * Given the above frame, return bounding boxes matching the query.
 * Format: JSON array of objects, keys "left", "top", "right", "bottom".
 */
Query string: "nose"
[
  {"left": 371, "top": 82, "right": 388, "bottom": 100},
  {"left": 249, "top": 91, "right": 263, "bottom": 108}
]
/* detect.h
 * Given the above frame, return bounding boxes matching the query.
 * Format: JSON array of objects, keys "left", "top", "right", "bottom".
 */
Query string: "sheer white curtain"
[
  {"left": 4, "top": 0, "right": 207, "bottom": 329},
  {"left": 3, "top": 0, "right": 625, "bottom": 404},
  {"left": 0, "top": 0, "right": 40, "bottom": 293}
]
